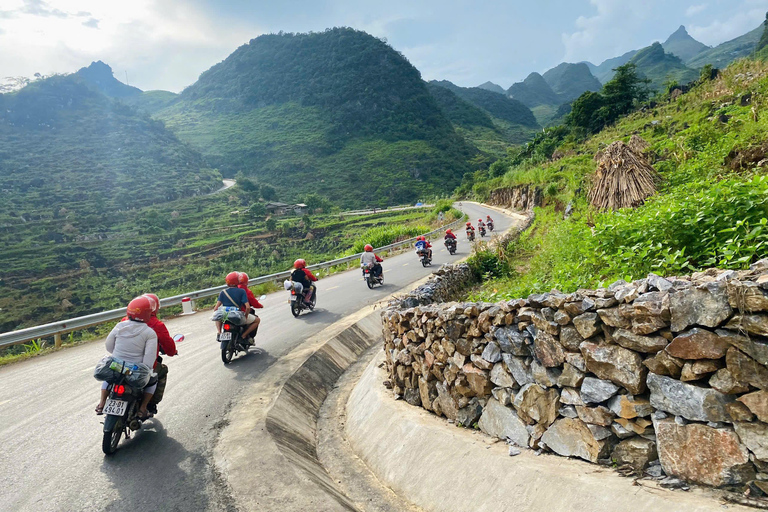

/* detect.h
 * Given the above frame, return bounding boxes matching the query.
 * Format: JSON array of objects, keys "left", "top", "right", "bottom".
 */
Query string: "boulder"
[
  {"left": 647, "top": 373, "right": 734, "bottom": 422},
  {"left": 554, "top": 310, "right": 571, "bottom": 325},
  {"left": 502, "top": 354, "right": 533, "bottom": 386},
  {"left": 435, "top": 382, "right": 459, "bottom": 420},
  {"left": 418, "top": 377, "right": 438, "bottom": 411},
  {"left": 492, "top": 387, "right": 515, "bottom": 407},
  {"left": 643, "top": 350, "right": 684, "bottom": 378},
  {"left": 665, "top": 328, "right": 730, "bottom": 360},
  {"left": 533, "top": 331, "right": 566, "bottom": 368},
  {"left": 541, "top": 418, "right": 617, "bottom": 463},
  {"left": 611, "top": 422, "right": 635, "bottom": 439},
  {"left": 727, "top": 280, "right": 768, "bottom": 312},
  {"left": 573, "top": 312, "right": 601, "bottom": 339},
  {"left": 481, "top": 341, "right": 502, "bottom": 363},
  {"left": 647, "top": 273, "right": 673, "bottom": 292},
  {"left": 559, "top": 326, "right": 584, "bottom": 351},
  {"left": 559, "top": 405, "right": 578, "bottom": 418},
  {"left": 490, "top": 362, "right": 516, "bottom": 388},
  {"left": 580, "top": 377, "right": 620, "bottom": 404},
  {"left": 613, "top": 329, "right": 668, "bottom": 353},
  {"left": 513, "top": 383, "right": 559, "bottom": 427},
  {"left": 463, "top": 364, "right": 493, "bottom": 396},
  {"left": 493, "top": 326, "right": 532, "bottom": 356},
  {"left": 576, "top": 405, "right": 615, "bottom": 426},
  {"left": 456, "top": 398, "right": 483, "bottom": 427},
  {"left": 477, "top": 398, "right": 530, "bottom": 447},
  {"left": 597, "top": 308, "right": 632, "bottom": 329},
  {"left": 565, "top": 352, "right": 587, "bottom": 372},
  {"left": 680, "top": 360, "right": 722, "bottom": 382},
  {"left": 531, "top": 359, "right": 561, "bottom": 388},
  {"left": 611, "top": 438, "right": 658, "bottom": 473},
  {"left": 734, "top": 422, "right": 768, "bottom": 461},
  {"left": 581, "top": 342, "right": 647, "bottom": 394},
  {"left": 738, "top": 390, "right": 768, "bottom": 422},
  {"left": 558, "top": 363, "right": 585, "bottom": 388},
  {"left": 726, "top": 347, "right": 768, "bottom": 389},
  {"left": 726, "top": 402, "right": 755, "bottom": 422},
  {"left": 669, "top": 281, "right": 733, "bottom": 332},
  {"left": 560, "top": 387, "right": 586, "bottom": 406},
  {"left": 717, "top": 328, "right": 768, "bottom": 365},
  {"left": 404, "top": 388, "right": 421, "bottom": 406},
  {"left": 607, "top": 395, "right": 654, "bottom": 419},
  {"left": 654, "top": 419, "right": 754, "bottom": 487}
]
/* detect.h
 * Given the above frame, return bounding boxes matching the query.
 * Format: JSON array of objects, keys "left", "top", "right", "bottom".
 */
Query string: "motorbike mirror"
[
  {"left": 258, "top": 295, "right": 267, "bottom": 301},
  {"left": 173, "top": 334, "right": 185, "bottom": 343}
]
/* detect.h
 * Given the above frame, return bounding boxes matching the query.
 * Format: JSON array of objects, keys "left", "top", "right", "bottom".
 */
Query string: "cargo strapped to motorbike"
[
  {"left": 93, "top": 355, "right": 152, "bottom": 388},
  {"left": 211, "top": 288, "right": 248, "bottom": 325}
]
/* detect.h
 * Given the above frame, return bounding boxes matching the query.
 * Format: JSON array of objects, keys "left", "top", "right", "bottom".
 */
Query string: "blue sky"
[{"left": 1, "top": 0, "right": 767, "bottom": 92}]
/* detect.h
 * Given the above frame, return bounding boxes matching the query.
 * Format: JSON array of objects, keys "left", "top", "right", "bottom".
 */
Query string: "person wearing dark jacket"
[{"left": 291, "top": 259, "right": 317, "bottom": 304}]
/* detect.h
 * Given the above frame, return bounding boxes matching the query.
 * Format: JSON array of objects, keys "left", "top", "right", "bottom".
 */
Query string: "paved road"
[{"left": 0, "top": 203, "right": 517, "bottom": 512}]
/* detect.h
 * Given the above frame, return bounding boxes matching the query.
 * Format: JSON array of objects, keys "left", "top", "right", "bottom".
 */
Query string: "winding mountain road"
[{"left": 0, "top": 203, "right": 519, "bottom": 512}]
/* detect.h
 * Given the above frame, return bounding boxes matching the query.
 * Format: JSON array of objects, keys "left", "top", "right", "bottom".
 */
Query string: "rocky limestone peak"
[{"left": 666, "top": 25, "right": 691, "bottom": 43}]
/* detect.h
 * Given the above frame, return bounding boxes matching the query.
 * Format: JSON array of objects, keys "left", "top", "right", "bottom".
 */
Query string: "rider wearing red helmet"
[
  {"left": 292, "top": 259, "right": 318, "bottom": 304},
  {"left": 360, "top": 243, "right": 383, "bottom": 279},
  {"left": 213, "top": 272, "right": 259, "bottom": 340},
  {"left": 414, "top": 235, "right": 433, "bottom": 261},
  {"left": 238, "top": 272, "right": 263, "bottom": 343},
  {"left": 96, "top": 296, "right": 158, "bottom": 418},
  {"left": 444, "top": 228, "right": 457, "bottom": 240},
  {"left": 486, "top": 215, "right": 494, "bottom": 231},
  {"left": 140, "top": 293, "right": 177, "bottom": 414},
  {"left": 477, "top": 218, "right": 486, "bottom": 230}
]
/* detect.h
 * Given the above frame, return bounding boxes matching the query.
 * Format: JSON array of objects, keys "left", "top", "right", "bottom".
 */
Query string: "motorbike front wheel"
[{"left": 102, "top": 415, "right": 124, "bottom": 455}]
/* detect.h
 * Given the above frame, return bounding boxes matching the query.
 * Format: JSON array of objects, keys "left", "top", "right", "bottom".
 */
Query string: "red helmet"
[
  {"left": 294, "top": 259, "right": 307, "bottom": 269},
  {"left": 478, "top": 219, "right": 483, "bottom": 222},
  {"left": 143, "top": 293, "right": 160, "bottom": 315},
  {"left": 364, "top": 244, "right": 373, "bottom": 252},
  {"left": 127, "top": 296, "right": 152, "bottom": 323},
  {"left": 446, "top": 229, "right": 453, "bottom": 234},
  {"left": 466, "top": 222, "right": 472, "bottom": 226},
  {"left": 417, "top": 236, "right": 425, "bottom": 241},
  {"left": 225, "top": 272, "right": 240, "bottom": 287},
  {"left": 239, "top": 272, "right": 249, "bottom": 285},
  {"left": 486, "top": 215, "right": 491, "bottom": 219}
]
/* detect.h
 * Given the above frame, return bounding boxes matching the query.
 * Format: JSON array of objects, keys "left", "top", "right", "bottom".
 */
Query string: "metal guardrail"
[{"left": 0, "top": 216, "right": 465, "bottom": 349}]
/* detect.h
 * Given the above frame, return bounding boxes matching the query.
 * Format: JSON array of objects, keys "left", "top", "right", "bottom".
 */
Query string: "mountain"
[
  {"left": 426, "top": 83, "right": 496, "bottom": 130},
  {"left": 123, "top": 90, "right": 178, "bottom": 115},
  {"left": 0, "top": 74, "right": 220, "bottom": 226},
  {"left": 476, "top": 81, "right": 506, "bottom": 95},
  {"left": 429, "top": 80, "right": 539, "bottom": 128},
  {"left": 541, "top": 62, "right": 602, "bottom": 102},
  {"left": 662, "top": 26, "right": 710, "bottom": 62},
  {"left": 75, "top": 61, "right": 142, "bottom": 98},
  {"left": 585, "top": 50, "right": 639, "bottom": 83},
  {"left": 155, "top": 28, "right": 475, "bottom": 207},
  {"left": 687, "top": 24, "right": 763, "bottom": 69},
  {"left": 507, "top": 72, "right": 560, "bottom": 108},
  {"left": 629, "top": 42, "right": 698, "bottom": 89}
]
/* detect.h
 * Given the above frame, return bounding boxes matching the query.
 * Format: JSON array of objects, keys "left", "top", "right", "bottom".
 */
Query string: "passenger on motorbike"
[
  {"left": 213, "top": 272, "right": 259, "bottom": 340},
  {"left": 444, "top": 229, "right": 457, "bottom": 241},
  {"left": 238, "top": 272, "right": 264, "bottom": 342},
  {"left": 415, "top": 236, "right": 432, "bottom": 261},
  {"left": 96, "top": 296, "right": 158, "bottom": 419},
  {"left": 465, "top": 221, "right": 475, "bottom": 238},
  {"left": 139, "top": 293, "right": 177, "bottom": 415},
  {"left": 291, "top": 259, "right": 318, "bottom": 304},
  {"left": 360, "top": 244, "right": 383, "bottom": 278},
  {"left": 477, "top": 218, "right": 486, "bottom": 230}
]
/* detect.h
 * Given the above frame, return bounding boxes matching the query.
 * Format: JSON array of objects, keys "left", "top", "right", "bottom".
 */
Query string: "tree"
[
  {"left": 261, "top": 185, "right": 277, "bottom": 201},
  {"left": 265, "top": 218, "right": 277, "bottom": 231},
  {"left": 602, "top": 63, "right": 650, "bottom": 120},
  {"left": 566, "top": 91, "right": 607, "bottom": 133},
  {"left": 302, "top": 193, "right": 331, "bottom": 213}
]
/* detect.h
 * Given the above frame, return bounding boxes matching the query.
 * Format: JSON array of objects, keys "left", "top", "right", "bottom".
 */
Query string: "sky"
[{"left": 1, "top": 0, "right": 767, "bottom": 93}]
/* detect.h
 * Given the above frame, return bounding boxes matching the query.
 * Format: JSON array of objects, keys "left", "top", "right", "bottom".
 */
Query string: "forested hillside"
[{"left": 155, "top": 28, "right": 476, "bottom": 207}]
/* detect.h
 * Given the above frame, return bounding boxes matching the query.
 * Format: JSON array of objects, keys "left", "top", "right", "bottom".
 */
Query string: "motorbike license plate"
[
  {"left": 219, "top": 332, "right": 232, "bottom": 341},
  {"left": 104, "top": 399, "right": 128, "bottom": 416},
  {"left": 291, "top": 295, "right": 297, "bottom": 301}
]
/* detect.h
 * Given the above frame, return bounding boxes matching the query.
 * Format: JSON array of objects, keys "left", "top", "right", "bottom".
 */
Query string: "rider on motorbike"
[
  {"left": 360, "top": 244, "right": 383, "bottom": 279},
  {"left": 291, "top": 259, "right": 318, "bottom": 304},
  {"left": 96, "top": 296, "right": 158, "bottom": 419},
  {"left": 465, "top": 221, "right": 475, "bottom": 238},
  {"left": 486, "top": 215, "right": 495, "bottom": 230},
  {"left": 213, "top": 272, "right": 259, "bottom": 340},
  {"left": 477, "top": 218, "right": 486, "bottom": 231},
  {"left": 238, "top": 272, "right": 264, "bottom": 342},
  {"left": 444, "top": 229, "right": 457, "bottom": 241},
  {"left": 140, "top": 293, "right": 177, "bottom": 415},
  {"left": 415, "top": 236, "right": 432, "bottom": 261}
]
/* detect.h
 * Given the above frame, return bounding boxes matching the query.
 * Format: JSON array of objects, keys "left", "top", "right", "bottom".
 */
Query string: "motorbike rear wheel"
[
  {"left": 308, "top": 291, "right": 317, "bottom": 310},
  {"left": 102, "top": 416, "right": 124, "bottom": 455},
  {"left": 291, "top": 300, "right": 301, "bottom": 317},
  {"left": 221, "top": 339, "right": 236, "bottom": 364},
  {"left": 366, "top": 276, "right": 374, "bottom": 289}
]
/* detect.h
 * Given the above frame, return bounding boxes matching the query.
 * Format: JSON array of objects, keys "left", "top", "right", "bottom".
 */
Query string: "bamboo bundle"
[
  {"left": 588, "top": 141, "right": 657, "bottom": 211},
  {"left": 628, "top": 134, "right": 650, "bottom": 155}
]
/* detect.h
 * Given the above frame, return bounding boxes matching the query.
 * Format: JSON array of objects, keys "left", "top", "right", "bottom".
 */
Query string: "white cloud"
[
  {"left": 688, "top": 2, "right": 768, "bottom": 45},
  {"left": 685, "top": 3, "right": 707, "bottom": 17}
]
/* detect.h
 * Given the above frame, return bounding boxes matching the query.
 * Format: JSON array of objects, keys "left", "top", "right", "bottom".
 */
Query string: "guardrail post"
[{"left": 54, "top": 333, "right": 62, "bottom": 349}]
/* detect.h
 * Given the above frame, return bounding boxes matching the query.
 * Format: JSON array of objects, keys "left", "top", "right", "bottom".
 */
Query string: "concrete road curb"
[{"left": 345, "top": 352, "right": 753, "bottom": 512}]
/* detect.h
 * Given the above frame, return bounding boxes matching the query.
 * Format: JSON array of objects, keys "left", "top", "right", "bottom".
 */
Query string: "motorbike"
[
  {"left": 101, "top": 334, "right": 184, "bottom": 455},
  {"left": 487, "top": 220, "right": 494, "bottom": 232},
  {"left": 479, "top": 225, "right": 487, "bottom": 237},
  {"left": 417, "top": 248, "right": 432, "bottom": 267},
  {"left": 286, "top": 281, "right": 316, "bottom": 317},
  {"left": 217, "top": 296, "right": 266, "bottom": 364},
  {"left": 362, "top": 263, "right": 384, "bottom": 289},
  {"left": 445, "top": 237, "right": 457, "bottom": 255},
  {"left": 466, "top": 229, "right": 475, "bottom": 241}
]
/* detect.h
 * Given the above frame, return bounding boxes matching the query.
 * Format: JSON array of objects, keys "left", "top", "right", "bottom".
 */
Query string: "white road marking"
[
  {"left": 326, "top": 285, "right": 340, "bottom": 291},
  {"left": 402, "top": 263, "right": 409, "bottom": 267},
  {"left": 0, "top": 399, "right": 11, "bottom": 406}
]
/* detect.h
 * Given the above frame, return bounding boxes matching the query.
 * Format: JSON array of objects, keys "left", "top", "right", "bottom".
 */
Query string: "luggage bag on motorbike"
[
  {"left": 211, "top": 306, "right": 247, "bottom": 325},
  {"left": 93, "top": 355, "right": 152, "bottom": 388}
]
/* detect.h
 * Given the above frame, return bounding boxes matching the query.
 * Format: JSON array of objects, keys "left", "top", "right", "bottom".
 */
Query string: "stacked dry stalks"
[{"left": 588, "top": 141, "right": 657, "bottom": 210}]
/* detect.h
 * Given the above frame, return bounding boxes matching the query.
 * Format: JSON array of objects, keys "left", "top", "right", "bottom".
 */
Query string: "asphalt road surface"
[{"left": 0, "top": 203, "right": 517, "bottom": 512}]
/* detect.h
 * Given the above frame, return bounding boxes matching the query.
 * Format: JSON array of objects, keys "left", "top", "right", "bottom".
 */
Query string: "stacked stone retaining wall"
[
  {"left": 487, "top": 185, "right": 542, "bottom": 211},
  {"left": 382, "top": 261, "right": 768, "bottom": 492}
]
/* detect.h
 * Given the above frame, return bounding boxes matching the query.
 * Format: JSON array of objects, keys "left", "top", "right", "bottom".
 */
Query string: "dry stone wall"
[
  {"left": 487, "top": 185, "right": 542, "bottom": 211},
  {"left": 382, "top": 260, "right": 768, "bottom": 491}
]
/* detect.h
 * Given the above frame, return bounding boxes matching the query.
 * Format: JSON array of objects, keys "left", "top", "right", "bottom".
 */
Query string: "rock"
[
  {"left": 554, "top": 310, "right": 571, "bottom": 326},
  {"left": 463, "top": 364, "right": 493, "bottom": 396},
  {"left": 727, "top": 347, "right": 768, "bottom": 389},
  {"left": 643, "top": 350, "right": 684, "bottom": 378},
  {"left": 734, "top": 422, "right": 768, "bottom": 461},
  {"left": 611, "top": 438, "right": 658, "bottom": 473},
  {"left": 607, "top": 395, "right": 653, "bottom": 419},
  {"left": 565, "top": 352, "right": 587, "bottom": 372},
  {"left": 597, "top": 308, "right": 631, "bottom": 329},
  {"left": 614, "top": 417, "right": 652, "bottom": 435},
  {"left": 531, "top": 359, "right": 561, "bottom": 388},
  {"left": 404, "top": 388, "right": 421, "bottom": 406},
  {"left": 580, "top": 377, "right": 620, "bottom": 404},
  {"left": 587, "top": 424, "right": 614, "bottom": 441},
  {"left": 493, "top": 326, "right": 532, "bottom": 356},
  {"left": 513, "top": 384, "right": 559, "bottom": 426},
  {"left": 470, "top": 354, "right": 493, "bottom": 371},
  {"left": 595, "top": 297, "right": 618, "bottom": 309},
  {"left": 456, "top": 398, "right": 483, "bottom": 427},
  {"left": 490, "top": 362, "right": 516, "bottom": 388},
  {"left": 573, "top": 313, "right": 601, "bottom": 339},
  {"left": 669, "top": 281, "right": 733, "bottom": 332},
  {"left": 477, "top": 398, "right": 530, "bottom": 447},
  {"left": 630, "top": 291, "right": 671, "bottom": 334},
  {"left": 648, "top": 273, "right": 673, "bottom": 292},
  {"left": 576, "top": 405, "right": 615, "bottom": 426},
  {"left": 654, "top": 418, "right": 754, "bottom": 487},
  {"left": 665, "top": 328, "right": 731, "bottom": 359},
  {"left": 613, "top": 329, "right": 668, "bottom": 353},
  {"left": 738, "top": 390, "right": 768, "bottom": 422},
  {"left": 559, "top": 326, "right": 584, "bottom": 351},
  {"left": 680, "top": 360, "right": 722, "bottom": 382},
  {"left": 418, "top": 378, "right": 438, "bottom": 411},
  {"left": 727, "top": 280, "right": 768, "bottom": 312},
  {"left": 611, "top": 422, "right": 636, "bottom": 439},
  {"left": 615, "top": 285, "right": 639, "bottom": 303},
  {"left": 558, "top": 363, "right": 585, "bottom": 388},
  {"left": 492, "top": 387, "right": 515, "bottom": 406},
  {"left": 647, "top": 373, "right": 734, "bottom": 422},
  {"left": 645, "top": 463, "right": 665, "bottom": 479},
  {"left": 560, "top": 387, "right": 586, "bottom": 406},
  {"left": 559, "top": 405, "right": 578, "bottom": 418},
  {"left": 726, "top": 402, "right": 755, "bottom": 422},
  {"left": 508, "top": 446, "right": 522, "bottom": 456},
  {"left": 481, "top": 342, "right": 502, "bottom": 363},
  {"left": 541, "top": 418, "right": 617, "bottom": 463},
  {"left": 632, "top": 316, "right": 670, "bottom": 336},
  {"left": 717, "top": 328, "right": 768, "bottom": 365},
  {"left": 564, "top": 298, "right": 595, "bottom": 316},
  {"left": 533, "top": 331, "right": 566, "bottom": 368},
  {"left": 531, "top": 310, "right": 559, "bottom": 336},
  {"left": 502, "top": 354, "right": 533, "bottom": 386},
  {"left": 581, "top": 342, "right": 647, "bottom": 394},
  {"left": 435, "top": 382, "right": 459, "bottom": 420}
]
